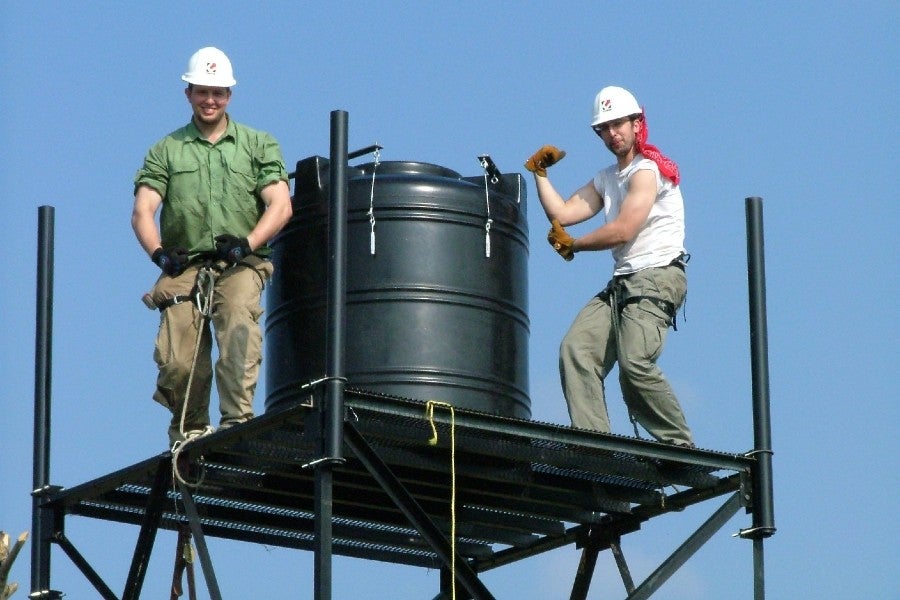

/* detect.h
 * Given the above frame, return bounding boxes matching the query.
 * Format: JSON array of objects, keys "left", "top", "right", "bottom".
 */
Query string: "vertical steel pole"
[
  {"left": 745, "top": 197, "right": 776, "bottom": 600},
  {"left": 753, "top": 539, "right": 766, "bottom": 600},
  {"left": 32, "top": 206, "right": 59, "bottom": 597},
  {"left": 325, "top": 108, "right": 347, "bottom": 468},
  {"left": 314, "top": 109, "right": 349, "bottom": 600}
]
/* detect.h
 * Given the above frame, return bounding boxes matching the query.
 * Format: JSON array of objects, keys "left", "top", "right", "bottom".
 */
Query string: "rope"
[
  {"left": 425, "top": 400, "right": 457, "bottom": 600},
  {"left": 171, "top": 263, "right": 218, "bottom": 488}
]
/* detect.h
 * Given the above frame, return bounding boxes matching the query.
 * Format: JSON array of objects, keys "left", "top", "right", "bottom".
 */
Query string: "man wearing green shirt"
[{"left": 132, "top": 47, "right": 292, "bottom": 447}]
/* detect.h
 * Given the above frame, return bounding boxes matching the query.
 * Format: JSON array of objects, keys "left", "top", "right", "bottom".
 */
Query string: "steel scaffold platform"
[{"left": 38, "top": 388, "right": 755, "bottom": 599}]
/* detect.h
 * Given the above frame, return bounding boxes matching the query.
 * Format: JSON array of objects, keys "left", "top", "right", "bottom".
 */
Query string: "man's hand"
[
  {"left": 215, "top": 234, "right": 251, "bottom": 264},
  {"left": 151, "top": 247, "right": 189, "bottom": 276},
  {"left": 547, "top": 219, "right": 575, "bottom": 261},
  {"left": 524, "top": 145, "right": 566, "bottom": 177}
]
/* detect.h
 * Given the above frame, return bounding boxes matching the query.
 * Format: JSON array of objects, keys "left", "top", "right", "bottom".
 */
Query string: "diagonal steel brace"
[
  {"left": 343, "top": 421, "right": 496, "bottom": 600},
  {"left": 175, "top": 481, "right": 223, "bottom": 600},
  {"left": 627, "top": 491, "right": 743, "bottom": 599}
]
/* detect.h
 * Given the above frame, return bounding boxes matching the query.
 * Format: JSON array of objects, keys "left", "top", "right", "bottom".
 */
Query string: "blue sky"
[{"left": 2, "top": 1, "right": 897, "bottom": 598}]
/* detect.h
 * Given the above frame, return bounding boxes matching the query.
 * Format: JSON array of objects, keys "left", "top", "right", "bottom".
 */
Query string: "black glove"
[
  {"left": 151, "top": 247, "right": 189, "bottom": 276},
  {"left": 214, "top": 234, "right": 252, "bottom": 264}
]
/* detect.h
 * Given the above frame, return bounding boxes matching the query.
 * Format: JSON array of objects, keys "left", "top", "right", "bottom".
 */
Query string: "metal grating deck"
[{"left": 46, "top": 389, "right": 753, "bottom": 573}]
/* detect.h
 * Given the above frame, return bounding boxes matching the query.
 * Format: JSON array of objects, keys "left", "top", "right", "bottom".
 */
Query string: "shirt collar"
[{"left": 184, "top": 113, "right": 236, "bottom": 143}]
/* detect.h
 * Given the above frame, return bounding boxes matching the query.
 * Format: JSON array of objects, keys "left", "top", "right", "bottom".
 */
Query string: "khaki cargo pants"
[
  {"left": 148, "top": 256, "right": 274, "bottom": 445},
  {"left": 559, "top": 264, "right": 693, "bottom": 446}
]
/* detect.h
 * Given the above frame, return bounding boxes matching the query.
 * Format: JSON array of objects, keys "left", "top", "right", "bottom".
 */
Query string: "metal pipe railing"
[
  {"left": 744, "top": 196, "right": 776, "bottom": 600},
  {"left": 314, "top": 109, "right": 350, "bottom": 600},
  {"left": 32, "top": 205, "right": 62, "bottom": 599},
  {"left": 744, "top": 196, "right": 776, "bottom": 536}
]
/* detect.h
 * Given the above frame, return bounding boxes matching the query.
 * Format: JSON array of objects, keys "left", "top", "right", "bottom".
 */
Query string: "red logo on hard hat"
[
  {"left": 601, "top": 99, "right": 612, "bottom": 112},
  {"left": 205, "top": 62, "right": 217, "bottom": 75}
]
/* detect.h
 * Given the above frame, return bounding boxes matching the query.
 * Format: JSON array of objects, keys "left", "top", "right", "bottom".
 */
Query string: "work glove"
[
  {"left": 524, "top": 145, "right": 566, "bottom": 177},
  {"left": 151, "top": 247, "right": 190, "bottom": 276},
  {"left": 214, "top": 234, "right": 252, "bottom": 265},
  {"left": 547, "top": 219, "right": 575, "bottom": 261}
]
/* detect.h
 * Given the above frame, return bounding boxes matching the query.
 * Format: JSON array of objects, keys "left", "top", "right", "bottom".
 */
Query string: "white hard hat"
[
  {"left": 590, "top": 86, "right": 641, "bottom": 126},
  {"left": 181, "top": 47, "right": 236, "bottom": 87}
]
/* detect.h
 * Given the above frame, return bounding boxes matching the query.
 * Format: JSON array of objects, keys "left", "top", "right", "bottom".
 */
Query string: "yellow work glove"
[
  {"left": 524, "top": 145, "right": 566, "bottom": 177},
  {"left": 547, "top": 219, "right": 575, "bottom": 261}
]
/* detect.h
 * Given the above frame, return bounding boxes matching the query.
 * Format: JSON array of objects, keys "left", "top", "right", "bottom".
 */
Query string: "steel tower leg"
[
  {"left": 742, "top": 197, "right": 776, "bottom": 600},
  {"left": 313, "top": 109, "right": 350, "bottom": 600},
  {"left": 31, "top": 206, "right": 63, "bottom": 600}
]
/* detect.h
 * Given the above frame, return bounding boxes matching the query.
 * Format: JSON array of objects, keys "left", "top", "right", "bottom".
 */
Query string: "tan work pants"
[
  {"left": 559, "top": 264, "right": 693, "bottom": 446},
  {"left": 148, "top": 257, "right": 273, "bottom": 445}
]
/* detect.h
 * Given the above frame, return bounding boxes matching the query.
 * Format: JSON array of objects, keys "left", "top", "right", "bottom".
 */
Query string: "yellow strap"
[{"left": 425, "top": 401, "right": 456, "bottom": 600}]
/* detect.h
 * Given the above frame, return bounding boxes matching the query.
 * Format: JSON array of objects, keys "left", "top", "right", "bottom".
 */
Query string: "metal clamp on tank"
[
  {"left": 476, "top": 154, "right": 523, "bottom": 206},
  {"left": 478, "top": 154, "right": 501, "bottom": 184},
  {"left": 298, "top": 375, "right": 349, "bottom": 408}
]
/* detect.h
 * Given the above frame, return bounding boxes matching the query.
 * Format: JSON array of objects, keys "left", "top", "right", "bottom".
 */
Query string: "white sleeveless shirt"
[{"left": 592, "top": 155, "right": 685, "bottom": 276}]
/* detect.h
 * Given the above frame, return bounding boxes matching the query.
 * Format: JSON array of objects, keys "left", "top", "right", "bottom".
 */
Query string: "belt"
[
  {"left": 615, "top": 253, "right": 689, "bottom": 280},
  {"left": 156, "top": 294, "right": 194, "bottom": 311},
  {"left": 669, "top": 252, "right": 690, "bottom": 271}
]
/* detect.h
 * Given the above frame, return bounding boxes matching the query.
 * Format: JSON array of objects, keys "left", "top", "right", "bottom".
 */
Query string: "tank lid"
[{"left": 354, "top": 161, "right": 460, "bottom": 180}]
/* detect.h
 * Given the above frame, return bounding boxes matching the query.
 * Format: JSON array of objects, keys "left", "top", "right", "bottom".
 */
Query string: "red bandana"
[{"left": 636, "top": 108, "right": 680, "bottom": 185}]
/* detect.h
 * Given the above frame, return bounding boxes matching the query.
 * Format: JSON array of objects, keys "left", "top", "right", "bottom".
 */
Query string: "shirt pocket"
[
  {"left": 224, "top": 153, "right": 258, "bottom": 197},
  {"left": 167, "top": 157, "right": 202, "bottom": 206}
]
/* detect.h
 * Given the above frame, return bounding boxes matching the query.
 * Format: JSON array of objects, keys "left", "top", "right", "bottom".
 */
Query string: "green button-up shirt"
[{"left": 134, "top": 116, "right": 288, "bottom": 258}]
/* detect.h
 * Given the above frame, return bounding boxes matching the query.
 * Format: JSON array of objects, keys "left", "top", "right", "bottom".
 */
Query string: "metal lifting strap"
[
  {"left": 367, "top": 146, "right": 381, "bottom": 255},
  {"left": 478, "top": 155, "right": 500, "bottom": 258},
  {"left": 482, "top": 177, "right": 493, "bottom": 258}
]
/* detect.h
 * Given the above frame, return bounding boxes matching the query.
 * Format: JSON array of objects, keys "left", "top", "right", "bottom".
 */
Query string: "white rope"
[{"left": 171, "top": 264, "right": 218, "bottom": 488}]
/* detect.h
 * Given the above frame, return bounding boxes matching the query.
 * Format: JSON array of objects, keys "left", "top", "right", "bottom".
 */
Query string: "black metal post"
[
  {"left": 31, "top": 206, "right": 62, "bottom": 599},
  {"left": 325, "top": 110, "right": 347, "bottom": 467},
  {"left": 314, "top": 109, "right": 349, "bottom": 600},
  {"left": 753, "top": 539, "right": 766, "bottom": 600},
  {"left": 744, "top": 197, "right": 776, "bottom": 600}
]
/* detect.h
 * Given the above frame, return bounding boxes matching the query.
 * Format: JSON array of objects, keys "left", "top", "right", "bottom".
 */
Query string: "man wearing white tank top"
[{"left": 525, "top": 86, "right": 693, "bottom": 446}]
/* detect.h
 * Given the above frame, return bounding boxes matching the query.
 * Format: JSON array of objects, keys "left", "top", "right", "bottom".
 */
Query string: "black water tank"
[{"left": 265, "top": 156, "right": 530, "bottom": 419}]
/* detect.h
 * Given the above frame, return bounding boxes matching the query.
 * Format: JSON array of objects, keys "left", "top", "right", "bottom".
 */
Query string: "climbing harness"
[
  {"left": 425, "top": 400, "right": 458, "bottom": 600},
  {"left": 612, "top": 254, "right": 690, "bottom": 330},
  {"left": 168, "top": 259, "right": 225, "bottom": 488}
]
